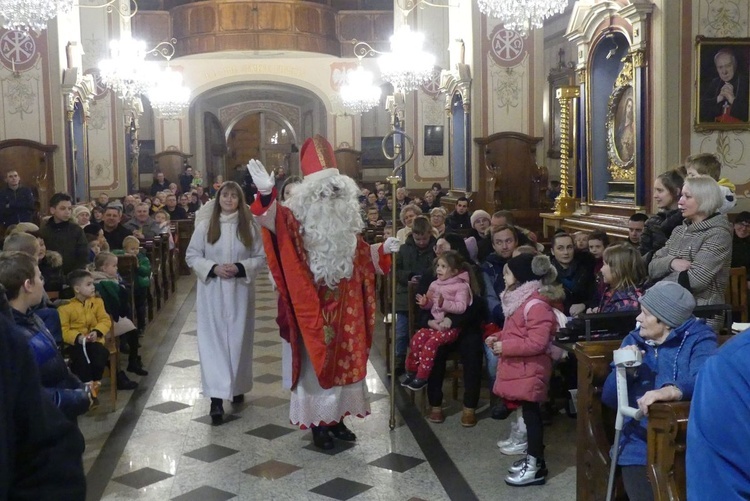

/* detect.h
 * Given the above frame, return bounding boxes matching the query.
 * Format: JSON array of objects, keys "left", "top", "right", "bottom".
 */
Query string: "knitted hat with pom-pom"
[{"left": 507, "top": 253, "right": 556, "bottom": 285}]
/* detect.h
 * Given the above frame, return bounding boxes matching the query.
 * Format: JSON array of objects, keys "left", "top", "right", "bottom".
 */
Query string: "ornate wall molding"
[
  {"left": 440, "top": 63, "right": 471, "bottom": 113},
  {"left": 62, "top": 67, "right": 96, "bottom": 119}
]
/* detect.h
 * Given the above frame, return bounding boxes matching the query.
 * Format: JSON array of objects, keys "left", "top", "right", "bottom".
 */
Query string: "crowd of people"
[
  {"left": 2, "top": 145, "right": 750, "bottom": 498},
  {"left": 350, "top": 151, "right": 746, "bottom": 490},
  {"left": 0, "top": 167, "right": 214, "bottom": 497}
]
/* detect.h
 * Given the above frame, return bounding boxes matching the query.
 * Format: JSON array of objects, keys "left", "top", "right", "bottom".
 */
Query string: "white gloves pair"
[
  {"left": 383, "top": 237, "right": 401, "bottom": 254},
  {"left": 247, "top": 159, "right": 275, "bottom": 195}
]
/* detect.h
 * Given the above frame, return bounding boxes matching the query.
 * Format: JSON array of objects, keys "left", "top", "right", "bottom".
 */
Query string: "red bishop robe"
[{"left": 252, "top": 191, "right": 390, "bottom": 390}]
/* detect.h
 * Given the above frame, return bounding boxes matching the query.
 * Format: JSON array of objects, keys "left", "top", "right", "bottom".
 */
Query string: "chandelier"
[
  {"left": 0, "top": 0, "right": 75, "bottom": 32},
  {"left": 476, "top": 0, "right": 567, "bottom": 36},
  {"left": 147, "top": 67, "right": 190, "bottom": 119},
  {"left": 99, "top": 37, "right": 159, "bottom": 100},
  {"left": 378, "top": 26, "right": 436, "bottom": 93},
  {"left": 340, "top": 65, "right": 382, "bottom": 115}
]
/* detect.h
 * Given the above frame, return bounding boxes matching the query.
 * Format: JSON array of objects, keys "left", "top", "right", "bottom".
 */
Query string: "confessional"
[
  {"left": 334, "top": 147, "right": 362, "bottom": 183},
  {"left": 151, "top": 150, "right": 193, "bottom": 192},
  {"left": 0, "top": 139, "right": 57, "bottom": 217},
  {"left": 473, "top": 132, "right": 548, "bottom": 237}
]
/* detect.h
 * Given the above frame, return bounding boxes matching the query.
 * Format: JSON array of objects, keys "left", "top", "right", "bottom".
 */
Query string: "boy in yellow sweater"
[{"left": 58, "top": 270, "right": 137, "bottom": 390}]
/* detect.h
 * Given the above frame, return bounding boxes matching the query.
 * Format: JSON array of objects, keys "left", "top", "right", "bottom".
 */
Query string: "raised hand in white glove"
[
  {"left": 247, "top": 159, "right": 275, "bottom": 195},
  {"left": 383, "top": 237, "right": 401, "bottom": 254}
]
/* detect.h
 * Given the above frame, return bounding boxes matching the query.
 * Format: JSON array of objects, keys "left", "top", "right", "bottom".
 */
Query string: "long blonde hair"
[
  {"left": 602, "top": 243, "right": 647, "bottom": 291},
  {"left": 207, "top": 181, "right": 254, "bottom": 247}
]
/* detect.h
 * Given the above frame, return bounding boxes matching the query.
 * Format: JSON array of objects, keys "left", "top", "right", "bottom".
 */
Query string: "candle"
[{"left": 11, "top": 59, "right": 15, "bottom": 73}]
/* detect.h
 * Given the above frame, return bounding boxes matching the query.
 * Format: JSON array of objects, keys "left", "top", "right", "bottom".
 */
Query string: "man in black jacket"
[
  {"left": 150, "top": 172, "right": 171, "bottom": 196},
  {"left": 0, "top": 302, "right": 86, "bottom": 500},
  {"left": 101, "top": 206, "right": 133, "bottom": 250},
  {"left": 39, "top": 193, "right": 89, "bottom": 275},
  {"left": 164, "top": 193, "right": 187, "bottom": 220},
  {"left": 178, "top": 166, "right": 194, "bottom": 194},
  {"left": 445, "top": 197, "right": 472, "bottom": 231},
  {"left": 0, "top": 170, "right": 35, "bottom": 227}
]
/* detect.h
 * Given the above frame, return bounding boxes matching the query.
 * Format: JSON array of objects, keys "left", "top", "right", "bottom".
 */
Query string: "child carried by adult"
[{"left": 401, "top": 250, "right": 482, "bottom": 391}]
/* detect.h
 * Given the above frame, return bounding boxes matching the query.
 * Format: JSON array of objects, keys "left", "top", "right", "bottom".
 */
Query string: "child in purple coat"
[{"left": 402, "top": 251, "right": 480, "bottom": 390}]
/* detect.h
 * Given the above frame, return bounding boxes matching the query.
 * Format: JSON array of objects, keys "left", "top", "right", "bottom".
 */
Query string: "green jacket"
[
  {"left": 112, "top": 250, "right": 152, "bottom": 289},
  {"left": 91, "top": 272, "right": 129, "bottom": 321}
]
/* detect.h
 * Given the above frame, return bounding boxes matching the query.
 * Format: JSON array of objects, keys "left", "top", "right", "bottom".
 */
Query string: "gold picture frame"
[
  {"left": 605, "top": 57, "right": 636, "bottom": 182},
  {"left": 694, "top": 36, "right": 750, "bottom": 131}
]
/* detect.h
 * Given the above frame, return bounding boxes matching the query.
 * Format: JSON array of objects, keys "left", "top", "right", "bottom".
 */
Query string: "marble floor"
[{"left": 80, "top": 272, "right": 577, "bottom": 501}]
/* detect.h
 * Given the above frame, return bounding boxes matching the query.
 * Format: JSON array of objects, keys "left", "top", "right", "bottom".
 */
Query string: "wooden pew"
[
  {"left": 574, "top": 340, "right": 625, "bottom": 501},
  {"left": 576, "top": 334, "right": 732, "bottom": 501},
  {"left": 168, "top": 223, "right": 178, "bottom": 293},
  {"left": 647, "top": 402, "right": 690, "bottom": 501},
  {"left": 157, "top": 236, "right": 170, "bottom": 303},
  {"left": 116, "top": 254, "right": 138, "bottom": 323},
  {"left": 364, "top": 228, "right": 384, "bottom": 244},
  {"left": 557, "top": 311, "right": 639, "bottom": 343},
  {"left": 143, "top": 239, "right": 162, "bottom": 313},
  {"left": 176, "top": 219, "right": 194, "bottom": 275}
]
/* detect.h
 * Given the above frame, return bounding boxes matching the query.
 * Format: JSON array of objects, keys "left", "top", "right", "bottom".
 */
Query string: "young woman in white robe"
[{"left": 186, "top": 181, "right": 265, "bottom": 424}]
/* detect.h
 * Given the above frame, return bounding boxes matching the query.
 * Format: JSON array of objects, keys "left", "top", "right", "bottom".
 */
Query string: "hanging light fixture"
[
  {"left": 99, "top": 37, "right": 159, "bottom": 100},
  {"left": 476, "top": 0, "right": 567, "bottom": 36},
  {"left": 147, "top": 67, "right": 190, "bottom": 119},
  {"left": 378, "top": 26, "right": 436, "bottom": 93},
  {"left": 0, "top": 0, "right": 75, "bottom": 32},
  {"left": 340, "top": 64, "right": 382, "bottom": 115}
]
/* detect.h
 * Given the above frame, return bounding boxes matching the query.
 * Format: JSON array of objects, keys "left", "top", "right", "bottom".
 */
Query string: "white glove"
[
  {"left": 383, "top": 237, "right": 401, "bottom": 254},
  {"left": 247, "top": 159, "right": 275, "bottom": 195}
]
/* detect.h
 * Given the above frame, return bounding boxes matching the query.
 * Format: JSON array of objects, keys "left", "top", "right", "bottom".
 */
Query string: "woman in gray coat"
[{"left": 649, "top": 176, "right": 732, "bottom": 321}]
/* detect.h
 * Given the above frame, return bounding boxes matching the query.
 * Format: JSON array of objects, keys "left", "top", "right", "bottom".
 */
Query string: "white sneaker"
[
  {"left": 499, "top": 436, "right": 528, "bottom": 456},
  {"left": 497, "top": 422, "right": 518, "bottom": 448}
]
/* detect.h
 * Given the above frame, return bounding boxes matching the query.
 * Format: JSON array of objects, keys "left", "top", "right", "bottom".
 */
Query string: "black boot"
[
  {"left": 127, "top": 361, "right": 148, "bottom": 376},
  {"left": 329, "top": 420, "right": 356, "bottom": 441},
  {"left": 394, "top": 355, "right": 406, "bottom": 377},
  {"left": 116, "top": 370, "right": 138, "bottom": 390},
  {"left": 119, "top": 337, "right": 130, "bottom": 354},
  {"left": 311, "top": 425, "right": 334, "bottom": 450},
  {"left": 232, "top": 394, "right": 245, "bottom": 404},
  {"left": 127, "top": 355, "right": 148, "bottom": 376},
  {"left": 126, "top": 331, "right": 147, "bottom": 375},
  {"left": 210, "top": 398, "right": 224, "bottom": 425}
]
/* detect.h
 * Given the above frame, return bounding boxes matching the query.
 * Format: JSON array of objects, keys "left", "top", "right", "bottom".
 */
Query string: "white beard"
[{"left": 286, "top": 174, "right": 364, "bottom": 288}]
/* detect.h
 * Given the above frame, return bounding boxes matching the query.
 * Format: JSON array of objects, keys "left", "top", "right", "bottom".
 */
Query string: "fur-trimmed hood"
[
  {"left": 42, "top": 250, "right": 63, "bottom": 268},
  {"left": 501, "top": 280, "right": 565, "bottom": 317}
]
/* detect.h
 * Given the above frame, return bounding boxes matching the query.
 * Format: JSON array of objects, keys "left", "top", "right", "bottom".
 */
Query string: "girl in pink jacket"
[
  {"left": 492, "top": 253, "right": 563, "bottom": 487},
  {"left": 402, "top": 251, "right": 480, "bottom": 391}
]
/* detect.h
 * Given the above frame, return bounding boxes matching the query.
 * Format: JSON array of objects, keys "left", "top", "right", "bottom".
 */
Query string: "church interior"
[{"left": 1, "top": 0, "right": 749, "bottom": 499}]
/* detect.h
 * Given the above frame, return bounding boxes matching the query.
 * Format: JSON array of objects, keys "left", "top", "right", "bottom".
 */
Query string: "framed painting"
[
  {"left": 695, "top": 36, "right": 750, "bottom": 131},
  {"left": 606, "top": 84, "right": 635, "bottom": 170},
  {"left": 424, "top": 125, "right": 444, "bottom": 156}
]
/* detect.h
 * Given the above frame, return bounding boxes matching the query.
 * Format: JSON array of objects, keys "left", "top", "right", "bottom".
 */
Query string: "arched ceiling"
[{"left": 196, "top": 80, "right": 321, "bottom": 111}]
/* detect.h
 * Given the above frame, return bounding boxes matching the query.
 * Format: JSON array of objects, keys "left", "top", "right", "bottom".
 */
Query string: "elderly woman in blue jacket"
[{"left": 602, "top": 281, "right": 717, "bottom": 501}]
